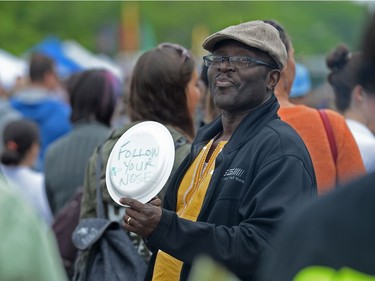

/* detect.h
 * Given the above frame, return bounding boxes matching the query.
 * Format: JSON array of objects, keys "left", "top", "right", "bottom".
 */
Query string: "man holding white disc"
[{"left": 121, "top": 20, "right": 317, "bottom": 281}]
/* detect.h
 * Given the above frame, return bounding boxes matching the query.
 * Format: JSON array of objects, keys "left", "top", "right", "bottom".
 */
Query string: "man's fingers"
[
  {"left": 125, "top": 207, "right": 141, "bottom": 221},
  {"left": 120, "top": 197, "right": 162, "bottom": 238},
  {"left": 148, "top": 197, "right": 161, "bottom": 207},
  {"left": 122, "top": 219, "right": 138, "bottom": 232},
  {"left": 120, "top": 197, "right": 146, "bottom": 211}
]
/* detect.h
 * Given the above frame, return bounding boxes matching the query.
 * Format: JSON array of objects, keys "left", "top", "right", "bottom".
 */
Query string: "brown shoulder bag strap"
[{"left": 318, "top": 109, "right": 338, "bottom": 164}]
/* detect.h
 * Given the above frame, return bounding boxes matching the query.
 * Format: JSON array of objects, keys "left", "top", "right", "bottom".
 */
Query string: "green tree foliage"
[
  {"left": 0, "top": 1, "right": 120, "bottom": 55},
  {"left": 0, "top": 1, "right": 369, "bottom": 58},
  {"left": 139, "top": 1, "right": 369, "bottom": 58}
]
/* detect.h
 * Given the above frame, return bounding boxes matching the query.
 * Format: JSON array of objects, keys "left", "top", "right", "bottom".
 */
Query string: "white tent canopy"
[
  {"left": 62, "top": 40, "right": 123, "bottom": 81},
  {"left": 0, "top": 39, "right": 124, "bottom": 91},
  {"left": 0, "top": 49, "right": 27, "bottom": 91}
]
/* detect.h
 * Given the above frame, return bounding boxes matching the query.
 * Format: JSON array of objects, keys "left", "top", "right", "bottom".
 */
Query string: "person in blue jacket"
[
  {"left": 121, "top": 20, "right": 317, "bottom": 281},
  {"left": 10, "top": 53, "right": 71, "bottom": 171}
]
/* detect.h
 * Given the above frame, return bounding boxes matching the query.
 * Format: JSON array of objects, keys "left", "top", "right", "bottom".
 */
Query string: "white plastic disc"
[{"left": 106, "top": 121, "right": 175, "bottom": 206}]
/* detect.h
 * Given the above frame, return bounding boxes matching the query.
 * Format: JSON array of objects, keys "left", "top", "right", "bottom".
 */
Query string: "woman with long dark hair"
[{"left": 79, "top": 43, "right": 200, "bottom": 266}]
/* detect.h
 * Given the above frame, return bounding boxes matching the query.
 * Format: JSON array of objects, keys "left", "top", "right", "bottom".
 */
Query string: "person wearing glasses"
[
  {"left": 121, "top": 20, "right": 316, "bottom": 281},
  {"left": 79, "top": 43, "right": 200, "bottom": 267}
]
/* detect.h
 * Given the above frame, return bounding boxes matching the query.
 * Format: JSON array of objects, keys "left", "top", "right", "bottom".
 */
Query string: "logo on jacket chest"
[{"left": 223, "top": 168, "right": 245, "bottom": 183}]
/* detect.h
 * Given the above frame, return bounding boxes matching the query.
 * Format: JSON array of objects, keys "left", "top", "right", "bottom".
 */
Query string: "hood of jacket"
[{"left": 10, "top": 88, "right": 70, "bottom": 124}]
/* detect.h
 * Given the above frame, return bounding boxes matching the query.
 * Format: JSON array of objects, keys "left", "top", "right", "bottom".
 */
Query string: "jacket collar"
[{"left": 195, "top": 94, "right": 280, "bottom": 152}]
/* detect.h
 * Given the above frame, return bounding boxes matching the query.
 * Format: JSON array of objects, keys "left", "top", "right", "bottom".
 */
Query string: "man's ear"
[{"left": 266, "top": 69, "right": 281, "bottom": 91}]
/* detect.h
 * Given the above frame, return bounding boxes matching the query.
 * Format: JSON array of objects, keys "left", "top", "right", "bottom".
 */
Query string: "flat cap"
[{"left": 202, "top": 20, "right": 287, "bottom": 69}]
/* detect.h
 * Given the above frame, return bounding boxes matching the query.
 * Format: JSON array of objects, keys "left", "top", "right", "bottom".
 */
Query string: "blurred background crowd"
[
  {"left": 1, "top": 1, "right": 374, "bottom": 109},
  {"left": 1, "top": 1, "right": 375, "bottom": 281}
]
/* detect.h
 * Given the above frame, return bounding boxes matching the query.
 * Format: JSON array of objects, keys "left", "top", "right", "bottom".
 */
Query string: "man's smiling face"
[{"left": 207, "top": 40, "right": 277, "bottom": 114}]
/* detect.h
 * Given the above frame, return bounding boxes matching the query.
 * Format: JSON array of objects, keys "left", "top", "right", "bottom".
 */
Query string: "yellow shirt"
[{"left": 152, "top": 139, "right": 227, "bottom": 281}]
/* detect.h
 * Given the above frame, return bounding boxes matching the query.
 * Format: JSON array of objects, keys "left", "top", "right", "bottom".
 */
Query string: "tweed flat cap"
[{"left": 202, "top": 20, "right": 287, "bottom": 69}]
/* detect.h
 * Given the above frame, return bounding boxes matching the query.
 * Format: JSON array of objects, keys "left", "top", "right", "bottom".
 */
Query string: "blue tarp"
[
  {"left": 30, "top": 37, "right": 83, "bottom": 79},
  {"left": 290, "top": 63, "right": 312, "bottom": 98}
]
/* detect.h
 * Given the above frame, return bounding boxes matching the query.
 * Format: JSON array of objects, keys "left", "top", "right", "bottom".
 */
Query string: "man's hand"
[{"left": 120, "top": 197, "right": 162, "bottom": 238}]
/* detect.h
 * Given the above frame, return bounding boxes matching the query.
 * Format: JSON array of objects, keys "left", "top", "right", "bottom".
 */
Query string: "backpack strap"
[
  {"left": 95, "top": 145, "right": 105, "bottom": 219},
  {"left": 318, "top": 109, "right": 338, "bottom": 164},
  {"left": 174, "top": 136, "right": 188, "bottom": 150}
]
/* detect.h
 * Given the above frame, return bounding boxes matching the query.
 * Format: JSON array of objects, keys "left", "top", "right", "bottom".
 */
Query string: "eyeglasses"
[
  {"left": 203, "top": 55, "right": 277, "bottom": 69},
  {"left": 158, "top": 43, "right": 190, "bottom": 63}
]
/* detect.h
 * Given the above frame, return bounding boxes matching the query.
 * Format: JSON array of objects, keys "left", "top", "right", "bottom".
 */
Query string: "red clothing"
[{"left": 278, "top": 105, "right": 365, "bottom": 194}]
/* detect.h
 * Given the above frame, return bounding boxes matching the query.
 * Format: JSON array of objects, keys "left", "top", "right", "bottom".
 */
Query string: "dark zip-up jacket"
[{"left": 144, "top": 94, "right": 317, "bottom": 281}]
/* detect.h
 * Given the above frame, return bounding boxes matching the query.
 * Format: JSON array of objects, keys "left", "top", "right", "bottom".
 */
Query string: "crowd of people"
[{"left": 0, "top": 12, "right": 374, "bottom": 281}]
